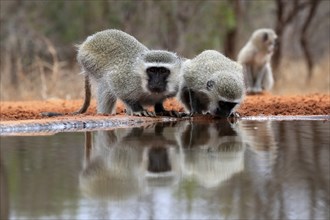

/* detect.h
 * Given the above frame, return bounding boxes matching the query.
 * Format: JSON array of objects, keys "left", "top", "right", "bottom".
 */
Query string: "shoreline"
[{"left": 1, "top": 93, "right": 329, "bottom": 123}]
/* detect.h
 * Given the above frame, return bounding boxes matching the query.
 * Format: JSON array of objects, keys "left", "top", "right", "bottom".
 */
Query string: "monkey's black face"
[
  {"left": 146, "top": 67, "right": 170, "bottom": 93},
  {"left": 214, "top": 101, "right": 238, "bottom": 118}
]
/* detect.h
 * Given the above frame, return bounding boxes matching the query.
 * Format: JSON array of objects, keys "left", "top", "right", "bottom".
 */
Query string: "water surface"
[{"left": 0, "top": 120, "right": 329, "bottom": 220}]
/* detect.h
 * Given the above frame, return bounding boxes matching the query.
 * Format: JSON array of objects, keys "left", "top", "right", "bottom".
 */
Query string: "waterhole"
[{"left": 0, "top": 119, "right": 329, "bottom": 220}]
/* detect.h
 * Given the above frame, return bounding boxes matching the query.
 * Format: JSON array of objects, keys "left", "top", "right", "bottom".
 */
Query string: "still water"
[{"left": 0, "top": 120, "right": 329, "bottom": 220}]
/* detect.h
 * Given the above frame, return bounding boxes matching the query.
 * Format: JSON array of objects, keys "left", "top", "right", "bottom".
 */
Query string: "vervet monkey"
[
  {"left": 179, "top": 50, "right": 245, "bottom": 118},
  {"left": 43, "top": 29, "right": 182, "bottom": 117},
  {"left": 237, "top": 28, "right": 277, "bottom": 94}
]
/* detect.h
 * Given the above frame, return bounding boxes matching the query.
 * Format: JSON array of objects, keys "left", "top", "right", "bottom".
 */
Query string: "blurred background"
[{"left": 0, "top": 0, "right": 329, "bottom": 101}]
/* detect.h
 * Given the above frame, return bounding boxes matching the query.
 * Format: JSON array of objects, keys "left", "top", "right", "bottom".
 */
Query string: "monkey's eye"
[
  {"left": 147, "top": 67, "right": 170, "bottom": 76},
  {"left": 158, "top": 67, "right": 170, "bottom": 74},
  {"left": 206, "top": 80, "right": 215, "bottom": 91},
  {"left": 147, "top": 67, "right": 156, "bottom": 73},
  {"left": 263, "top": 32, "right": 268, "bottom": 42}
]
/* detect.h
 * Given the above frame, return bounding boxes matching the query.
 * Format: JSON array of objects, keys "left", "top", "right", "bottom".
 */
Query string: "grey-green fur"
[
  {"left": 179, "top": 50, "right": 245, "bottom": 116},
  {"left": 237, "top": 28, "right": 277, "bottom": 94},
  {"left": 77, "top": 29, "right": 182, "bottom": 116}
]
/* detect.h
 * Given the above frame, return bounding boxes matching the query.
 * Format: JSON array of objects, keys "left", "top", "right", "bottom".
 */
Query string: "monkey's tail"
[
  {"left": 74, "top": 74, "right": 91, "bottom": 114},
  {"left": 41, "top": 75, "right": 91, "bottom": 117}
]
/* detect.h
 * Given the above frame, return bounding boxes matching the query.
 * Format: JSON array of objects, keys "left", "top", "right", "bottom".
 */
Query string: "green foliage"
[
  {"left": 217, "top": 1, "right": 237, "bottom": 30},
  {"left": 29, "top": 1, "right": 89, "bottom": 43}
]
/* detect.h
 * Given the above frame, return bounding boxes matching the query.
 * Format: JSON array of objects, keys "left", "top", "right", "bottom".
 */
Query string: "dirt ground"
[{"left": 0, "top": 93, "right": 329, "bottom": 122}]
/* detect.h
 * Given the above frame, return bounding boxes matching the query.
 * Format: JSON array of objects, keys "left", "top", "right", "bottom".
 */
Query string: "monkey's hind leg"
[
  {"left": 96, "top": 81, "right": 117, "bottom": 114},
  {"left": 254, "top": 67, "right": 266, "bottom": 93},
  {"left": 243, "top": 64, "right": 254, "bottom": 94},
  {"left": 261, "top": 64, "right": 274, "bottom": 91}
]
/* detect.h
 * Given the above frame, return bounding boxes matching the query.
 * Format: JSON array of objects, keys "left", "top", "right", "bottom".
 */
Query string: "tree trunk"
[
  {"left": 272, "top": 0, "right": 284, "bottom": 73},
  {"left": 300, "top": 0, "right": 320, "bottom": 82},
  {"left": 273, "top": 0, "right": 309, "bottom": 78},
  {"left": 223, "top": 0, "right": 242, "bottom": 59}
]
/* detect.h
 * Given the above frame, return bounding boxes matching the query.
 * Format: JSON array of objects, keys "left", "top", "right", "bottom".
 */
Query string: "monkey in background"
[
  {"left": 178, "top": 50, "right": 245, "bottom": 118},
  {"left": 237, "top": 28, "right": 277, "bottom": 94},
  {"left": 43, "top": 29, "right": 182, "bottom": 117}
]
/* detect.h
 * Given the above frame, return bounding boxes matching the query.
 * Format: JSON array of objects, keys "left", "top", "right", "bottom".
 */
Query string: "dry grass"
[
  {"left": 0, "top": 58, "right": 84, "bottom": 101},
  {"left": 0, "top": 29, "right": 84, "bottom": 101},
  {"left": 273, "top": 55, "right": 330, "bottom": 95}
]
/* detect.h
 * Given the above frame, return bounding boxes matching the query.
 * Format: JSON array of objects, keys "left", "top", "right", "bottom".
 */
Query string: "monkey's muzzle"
[
  {"left": 214, "top": 108, "right": 232, "bottom": 118},
  {"left": 214, "top": 101, "right": 238, "bottom": 118},
  {"left": 148, "top": 84, "right": 166, "bottom": 93}
]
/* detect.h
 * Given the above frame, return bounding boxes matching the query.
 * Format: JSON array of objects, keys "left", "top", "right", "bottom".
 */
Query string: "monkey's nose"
[{"left": 148, "top": 85, "right": 166, "bottom": 93}]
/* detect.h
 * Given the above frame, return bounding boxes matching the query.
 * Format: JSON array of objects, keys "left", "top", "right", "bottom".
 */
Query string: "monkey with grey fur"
[
  {"left": 178, "top": 50, "right": 245, "bottom": 118},
  {"left": 237, "top": 28, "right": 277, "bottom": 94},
  {"left": 43, "top": 29, "right": 182, "bottom": 117}
]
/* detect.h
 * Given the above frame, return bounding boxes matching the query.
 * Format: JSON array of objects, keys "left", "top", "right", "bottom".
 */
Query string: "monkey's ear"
[
  {"left": 263, "top": 32, "right": 268, "bottom": 42},
  {"left": 206, "top": 80, "right": 215, "bottom": 91}
]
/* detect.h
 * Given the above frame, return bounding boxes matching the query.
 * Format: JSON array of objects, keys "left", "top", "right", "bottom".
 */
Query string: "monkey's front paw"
[
  {"left": 247, "top": 86, "right": 263, "bottom": 94},
  {"left": 132, "top": 110, "right": 156, "bottom": 117},
  {"left": 188, "top": 112, "right": 205, "bottom": 117},
  {"left": 156, "top": 110, "right": 186, "bottom": 118},
  {"left": 246, "top": 87, "right": 253, "bottom": 93}
]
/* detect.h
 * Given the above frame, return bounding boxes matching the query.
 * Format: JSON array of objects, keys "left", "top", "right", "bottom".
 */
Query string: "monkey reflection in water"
[
  {"left": 176, "top": 120, "right": 246, "bottom": 188},
  {"left": 79, "top": 122, "right": 181, "bottom": 200},
  {"left": 79, "top": 129, "right": 145, "bottom": 200},
  {"left": 79, "top": 120, "right": 247, "bottom": 200}
]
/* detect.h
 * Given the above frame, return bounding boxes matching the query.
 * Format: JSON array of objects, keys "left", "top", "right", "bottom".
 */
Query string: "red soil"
[{"left": 0, "top": 93, "right": 329, "bottom": 122}]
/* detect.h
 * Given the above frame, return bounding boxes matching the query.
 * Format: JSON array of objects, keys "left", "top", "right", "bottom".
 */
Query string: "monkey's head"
[
  {"left": 251, "top": 28, "right": 277, "bottom": 54},
  {"left": 183, "top": 51, "right": 245, "bottom": 117},
  {"left": 136, "top": 50, "right": 182, "bottom": 96},
  {"left": 206, "top": 70, "right": 245, "bottom": 117}
]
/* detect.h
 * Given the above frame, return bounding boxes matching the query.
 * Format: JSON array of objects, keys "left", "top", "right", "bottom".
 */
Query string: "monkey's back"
[
  {"left": 77, "top": 29, "right": 148, "bottom": 79},
  {"left": 182, "top": 50, "right": 244, "bottom": 102},
  {"left": 238, "top": 43, "right": 270, "bottom": 67},
  {"left": 183, "top": 50, "right": 242, "bottom": 90}
]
